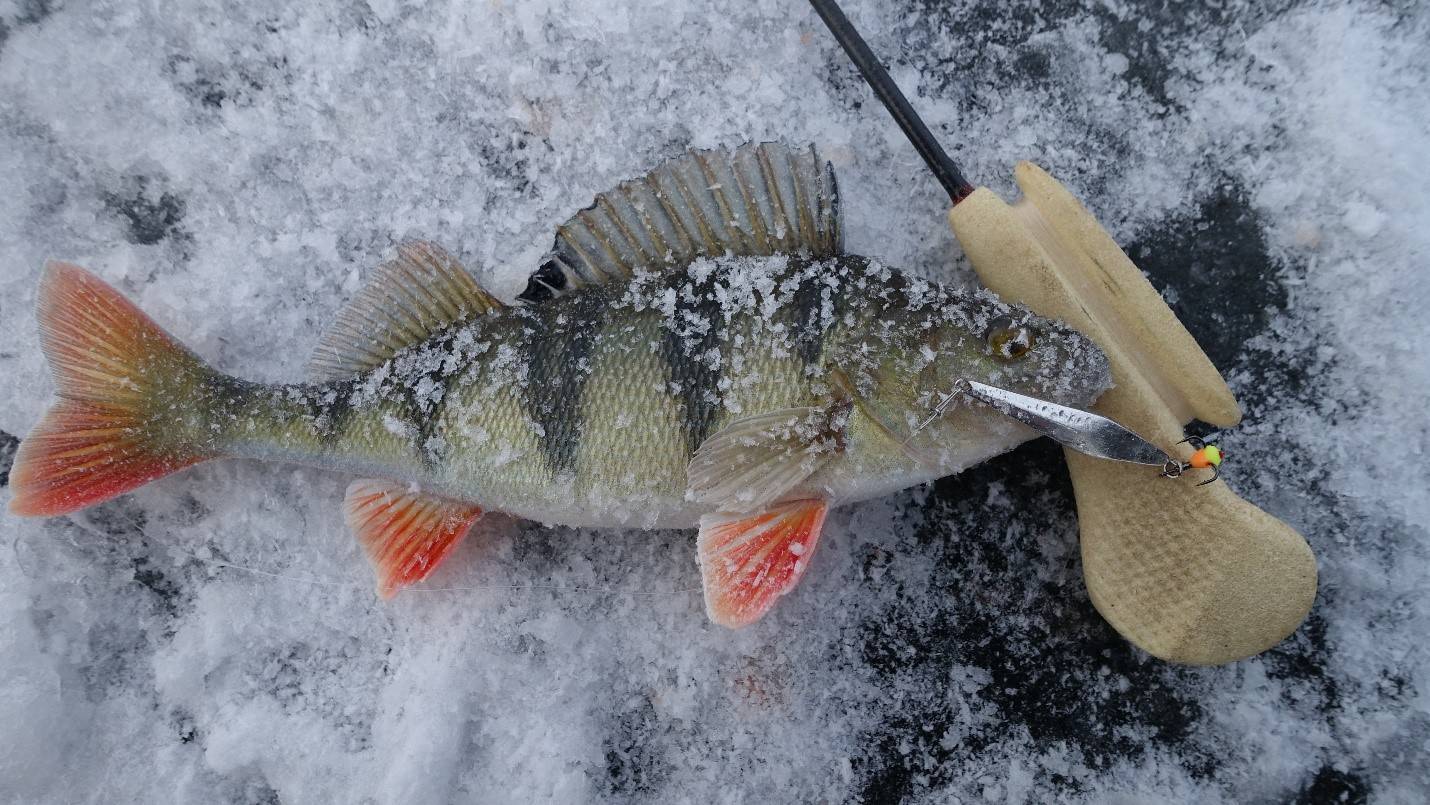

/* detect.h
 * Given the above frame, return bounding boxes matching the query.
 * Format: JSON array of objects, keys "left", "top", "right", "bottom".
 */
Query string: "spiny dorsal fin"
[
  {"left": 308, "top": 241, "right": 503, "bottom": 382},
  {"left": 518, "top": 142, "right": 841, "bottom": 303}
]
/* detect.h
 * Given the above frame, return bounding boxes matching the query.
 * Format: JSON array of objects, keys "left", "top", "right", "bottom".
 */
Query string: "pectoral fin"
[
  {"left": 685, "top": 404, "right": 848, "bottom": 513},
  {"left": 698, "top": 498, "right": 830, "bottom": 628},
  {"left": 343, "top": 479, "right": 483, "bottom": 599}
]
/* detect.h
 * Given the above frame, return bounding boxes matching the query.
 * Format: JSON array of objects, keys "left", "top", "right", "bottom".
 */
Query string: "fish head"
[
  {"left": 841, "top": 291, "right": 1112, "bottom": 427},
  {"left": 913, "top": 298, "right": 1110, "bottom": 466},
  {"left": 825, "top": 294, "right": 1113, "bottom": 501},
  {"left": 931, "top": 301, "right": 1112, "bottom": 410}
]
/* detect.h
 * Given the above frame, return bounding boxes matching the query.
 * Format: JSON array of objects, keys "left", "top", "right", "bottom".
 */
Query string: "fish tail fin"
[{"left": 9, "top": 262, "right": 224, "bottom": 517}]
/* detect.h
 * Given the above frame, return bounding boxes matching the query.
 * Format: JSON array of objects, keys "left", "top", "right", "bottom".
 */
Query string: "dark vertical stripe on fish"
[
  {"left": 790, "top": 261, "right": 827, "bottom": 367},
  {"left": 296, "top": 379, "right": 357, "bottom": 445},
  {"left": 202, "top": 374, "right": 272, "bottom": 453},
  {"left": 381, "top": 332, "right": 458, "bottom": 468},
  {"left": 401, "top": 384, "right": 446, "bottom": 468},
  {"left": 787, "top": 255, "right": 859, "bottom": 368},
  {"left": 524, "top": 292, "right": 607, "bottom": 475},
  {"left": 661, "top": 273, "right": 727, "bottom": 455}
]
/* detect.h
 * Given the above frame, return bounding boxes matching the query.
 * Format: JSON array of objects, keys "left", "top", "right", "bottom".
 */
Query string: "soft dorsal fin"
[
  {"left": 308, "top": 242, "right": 503, "bottom": 382},
  {"left": 517, "top": 142, "right": 842, "bottom": 303}
]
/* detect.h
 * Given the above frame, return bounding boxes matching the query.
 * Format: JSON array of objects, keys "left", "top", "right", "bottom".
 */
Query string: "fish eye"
[{"left": 986, "top": 316, "right": 1035, "bottom": 360}]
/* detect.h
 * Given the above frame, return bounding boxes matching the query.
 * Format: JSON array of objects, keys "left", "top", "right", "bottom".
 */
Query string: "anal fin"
[
  {"left": 343, "top": 479, "right": 483, "bottom": 598},
  {"left": 698, "top": 498, "right": 830, "bottom": 628}
]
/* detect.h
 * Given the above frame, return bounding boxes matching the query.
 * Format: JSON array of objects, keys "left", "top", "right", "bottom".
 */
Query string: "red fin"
[
  {"left": 697, "top": 498, "right": 829, "bottom": 628},
  {"left": 344, "top": 479, "right": 483, "bottom": 599},
  {"left": 9, "top": 263, "right": 213, "bottom": 517}
]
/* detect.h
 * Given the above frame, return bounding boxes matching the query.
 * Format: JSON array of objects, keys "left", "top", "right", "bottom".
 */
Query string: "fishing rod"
[
  {"left": 806, "top": 0, "right": 974, "bottom": 203},
  {"left": 804, "top": 0, "right": 1316, "bottom": 666}
]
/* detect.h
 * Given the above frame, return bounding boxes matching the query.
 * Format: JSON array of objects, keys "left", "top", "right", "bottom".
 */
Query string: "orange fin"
[
  {"left": 10, "top": 263, "right": 215, "bottom": 517},
  {"left": 343, "top": 479, "right": 483, "bottom": 599},
  {"left": 697, "top": 498, "right": 829, "bottom": 628}
]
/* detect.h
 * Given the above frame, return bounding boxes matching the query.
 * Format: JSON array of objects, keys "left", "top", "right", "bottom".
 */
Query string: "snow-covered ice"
[{"left": 1, "top": 0, "right": 1427, "bottom": 801}]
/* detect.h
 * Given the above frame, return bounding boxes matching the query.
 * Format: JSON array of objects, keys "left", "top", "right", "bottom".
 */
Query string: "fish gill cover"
[{"left": 0, "top": 0, "right": 1426, "bottom": 802}]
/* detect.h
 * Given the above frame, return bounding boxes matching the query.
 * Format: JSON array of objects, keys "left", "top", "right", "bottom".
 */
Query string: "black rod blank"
[{"left": 806, "top": 0, "right": 975, "bottom": 203}]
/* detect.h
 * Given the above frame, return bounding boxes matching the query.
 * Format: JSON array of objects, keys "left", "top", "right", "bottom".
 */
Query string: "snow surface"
[{"left": 1, "top": 0, "right": 1427, "bottom": 801}]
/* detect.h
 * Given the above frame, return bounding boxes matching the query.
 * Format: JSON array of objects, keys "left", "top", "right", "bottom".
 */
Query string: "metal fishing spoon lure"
[
  {"left": 949, "top": 380, "right": 1228, "bottom": 484},
  {"left": 950, "top": 380, "right": 1180, "bottom": 471}
]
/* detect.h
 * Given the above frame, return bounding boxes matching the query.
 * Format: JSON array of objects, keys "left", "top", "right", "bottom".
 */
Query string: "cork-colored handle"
[{"left": 948, "top": 163, "right": 1316, "bottom": 665}]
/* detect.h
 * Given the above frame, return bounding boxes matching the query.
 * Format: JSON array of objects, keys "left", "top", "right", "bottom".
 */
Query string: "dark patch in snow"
[
  {"left": 227, "top": 775, "right": 282, "bottom": 805},
  {"left": 81, "top": 502, "right": 192, "bottom": 622},
  {"left": 0, "top": 0, "right": 56, "bottom": 54},
  {"left": 1294, "top": 765, "right": 1370, "bottom": 804},
  {"left": 1262, "top": 610, "right": 1339, "bottom": 713},
  {"left": 241, "top": 637, "right": 379, "bottom": 752},
  {"left": 476, "top": 132, "right": 536, "bottom": 195},
  {"left": 1126, "top": 178, "right": 1286, "bottom": 378},
  {"left": 1092, "top": 1, "right": 1304, "bottom": 110},
  {"left": 852, "top": 439, "right": 1215, "bottom": 800},
  {"left": 601, "top": 694, "right": 671, "bottom": 798},
  {"left": 172, "top": 708, "right": 199, "bottom": 744},
  {"left": 901, "top": 0, "right": 1304, "bottom": 112},
  {"left": 102, "top": 175, "right": 189, "bottom": 247},
  {"left": 163, "top": 30, "right": 296, "bottom": 114},
  {"left": 166, "top": 54, "right": 244, "bottom": 110},
  {"left": 41, "top": 502, "right": 194, "bottom": 698},
  {"left": 0, "top": 428, "right": 18, "bottom": 487},
  {"left": 132, "top": 553, "right": 184, "bottom": 612},
  {"left": 17, "top": 0, "right": 55, "bottom": 24}
]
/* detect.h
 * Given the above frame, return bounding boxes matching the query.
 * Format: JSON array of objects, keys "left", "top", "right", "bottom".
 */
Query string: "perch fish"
[{"left": 8, "top": 143, "right": 1111, "bottom": 626}]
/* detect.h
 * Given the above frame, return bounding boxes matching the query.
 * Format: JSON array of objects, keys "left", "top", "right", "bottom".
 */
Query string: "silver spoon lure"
[{"left": 937, "top": 380, "right": 1191, "bottom": 478}]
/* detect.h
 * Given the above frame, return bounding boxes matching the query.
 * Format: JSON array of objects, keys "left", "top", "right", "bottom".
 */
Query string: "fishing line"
[
  {"left": 806, "top": 0, "right": 975, "bottom": 203},
  {"left": 62, "top": 510, "right": 704, "bottom": 600},
  {"left": 906, "top": 380, "right": 968, "bottom": 442}
]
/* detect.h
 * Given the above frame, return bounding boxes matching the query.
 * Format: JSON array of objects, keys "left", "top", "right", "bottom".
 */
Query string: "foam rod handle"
[{"left": 948, "top": 162, "right": 1316, "bottom": 665}]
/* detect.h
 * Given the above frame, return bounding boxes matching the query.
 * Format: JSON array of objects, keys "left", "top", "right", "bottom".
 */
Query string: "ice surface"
[{"left": 2, "top": 0, "right": 1427, "bottom": 801}]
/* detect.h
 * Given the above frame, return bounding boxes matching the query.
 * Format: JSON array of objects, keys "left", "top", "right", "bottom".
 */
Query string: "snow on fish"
[{"left": 7, "top": 143, "right": 1110, "bottom": 627}]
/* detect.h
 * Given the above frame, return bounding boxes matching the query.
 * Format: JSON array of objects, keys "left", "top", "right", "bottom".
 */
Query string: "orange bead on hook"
[{"left": 1160, "top": 436, "right": 1225, "bottom": 486}]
